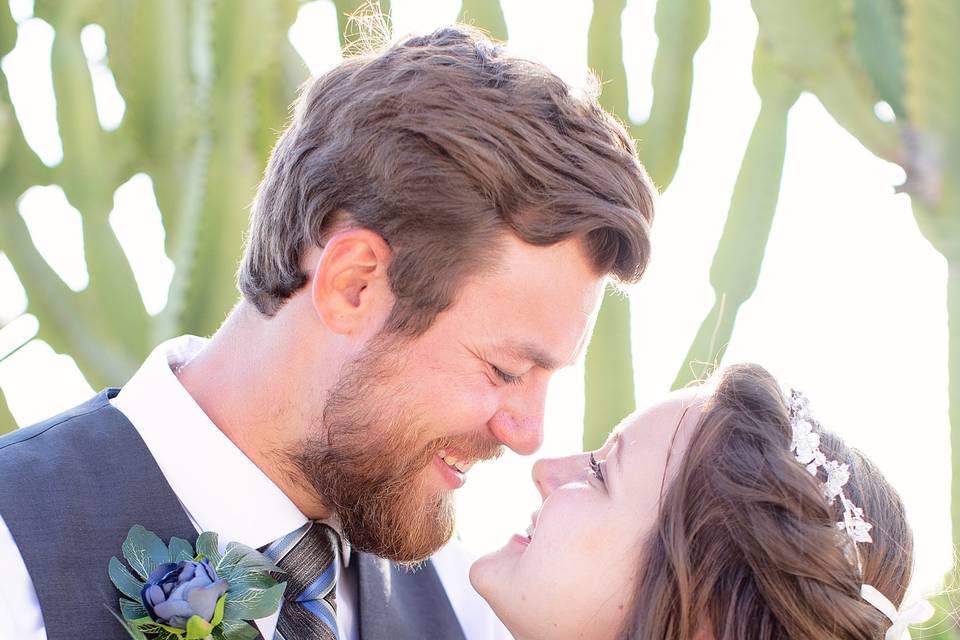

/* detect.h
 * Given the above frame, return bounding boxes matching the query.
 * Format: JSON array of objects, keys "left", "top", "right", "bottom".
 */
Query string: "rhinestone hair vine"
[{"left": 784, "top": 388, "right": 873, "bottom": 546}]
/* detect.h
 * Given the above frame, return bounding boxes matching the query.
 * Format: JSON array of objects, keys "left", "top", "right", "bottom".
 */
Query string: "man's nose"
[
  {"left": 486, "top": 377, "right": 549, "bottom": 455},
  {"left": 487, "top": 409, "right": 543, "bottom": 456},
  {"left": 532, "top": 454, "right": 586, "bottom": 499}
]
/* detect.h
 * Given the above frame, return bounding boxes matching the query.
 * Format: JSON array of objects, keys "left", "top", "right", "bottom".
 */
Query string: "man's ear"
[{"left": 310, "top": 228, "right": 393, "bottom": 335}]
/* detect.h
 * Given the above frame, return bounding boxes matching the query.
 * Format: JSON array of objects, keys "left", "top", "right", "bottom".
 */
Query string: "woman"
[{"left": 470, "top": 363, "right": 932, "bottom": 639}]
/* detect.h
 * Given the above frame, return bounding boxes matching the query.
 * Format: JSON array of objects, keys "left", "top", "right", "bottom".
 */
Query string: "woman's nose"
[{"left": 532, "top": 453, "right": 587, "bottom": 499}]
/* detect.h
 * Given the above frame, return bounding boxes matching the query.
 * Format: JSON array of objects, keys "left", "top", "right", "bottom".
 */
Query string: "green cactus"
[
  {"left": 675, "top": 0, "right": 904, "bottom": 388},
  {"left": 673, "top": 44, "right": 799, "bottom": 388},
  {"left": 583, "top": 0, "right": 709, "bottom": 450},
  {"left": 0, "top": 0, "right": 306, "bottom": 422}
]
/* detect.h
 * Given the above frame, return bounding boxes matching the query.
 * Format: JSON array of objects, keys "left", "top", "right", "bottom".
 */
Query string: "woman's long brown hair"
[{"left": 623, "top": 363, "right": 913, "bottom": 639}]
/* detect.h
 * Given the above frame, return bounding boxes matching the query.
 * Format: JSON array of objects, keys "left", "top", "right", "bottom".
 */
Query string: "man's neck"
[{"left": 175, "top": 303, "right": 335, "bottom": 519}]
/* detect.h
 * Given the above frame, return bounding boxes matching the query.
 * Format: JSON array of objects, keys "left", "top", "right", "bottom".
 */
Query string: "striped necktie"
[{"left": 261, "top": 522, "right": 340, "bottom": 640}]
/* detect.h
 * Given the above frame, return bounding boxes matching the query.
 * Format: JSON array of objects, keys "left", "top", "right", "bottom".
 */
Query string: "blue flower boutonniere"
[{"left": 108, "top": 525, "right": 286, "bottom": 640}]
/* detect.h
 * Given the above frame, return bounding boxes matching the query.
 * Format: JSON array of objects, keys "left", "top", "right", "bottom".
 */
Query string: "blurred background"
[{"left": 0, "top": 0, "right": 957, "bottom": 634}]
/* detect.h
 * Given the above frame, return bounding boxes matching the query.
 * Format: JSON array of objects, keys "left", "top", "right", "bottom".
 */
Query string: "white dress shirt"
[{"left": 0, "top": 335, "right": 510, "bottom": 640}]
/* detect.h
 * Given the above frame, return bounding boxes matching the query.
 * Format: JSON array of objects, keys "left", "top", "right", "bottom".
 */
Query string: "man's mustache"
[{"left": 431, "top": 430, "right": 505, "bottom": 465}]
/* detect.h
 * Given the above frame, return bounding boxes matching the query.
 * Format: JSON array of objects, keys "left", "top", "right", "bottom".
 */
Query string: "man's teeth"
[{"left": 438, "top": 449, "right": 475, "bottom": 474}]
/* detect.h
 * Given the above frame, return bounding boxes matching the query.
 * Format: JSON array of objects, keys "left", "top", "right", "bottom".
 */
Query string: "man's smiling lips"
[
  {"left": 438, "top": 448, "right": 476, "bottom": 474},
  {"left": 434, "top": 448, "right": 477, "bottom": 489}
]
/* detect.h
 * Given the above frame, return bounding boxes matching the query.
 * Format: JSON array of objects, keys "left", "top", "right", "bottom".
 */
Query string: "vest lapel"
[{"left": 355, "top": 552, "right": 466, "bottom": 640}]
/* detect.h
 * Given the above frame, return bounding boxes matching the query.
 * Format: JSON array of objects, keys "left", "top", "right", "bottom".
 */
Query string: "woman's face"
[{"left": 469, "top": 389, "right": 704, "bottom": 640}]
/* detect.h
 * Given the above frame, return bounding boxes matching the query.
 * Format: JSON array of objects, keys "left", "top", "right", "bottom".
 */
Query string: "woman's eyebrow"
[{"left": 601, "top": 431, "right": 624, "bottom": 477}]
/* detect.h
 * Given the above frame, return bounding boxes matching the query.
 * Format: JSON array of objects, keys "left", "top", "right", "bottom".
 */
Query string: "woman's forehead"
[{"left": 617, "top": 388, "right": 706, "bottom": 436}]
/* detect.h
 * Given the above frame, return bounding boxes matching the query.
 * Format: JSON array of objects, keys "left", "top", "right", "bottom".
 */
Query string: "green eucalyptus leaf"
[
  {"left": 218, "top": 619, "right": 260, "bottom": 640},
  {"left": 168, "top": 536, "right": 196, "bottom": 563},
  {"left": 109, "top": 556, "right": 146, "bottom": 603},
  {"left": 196, "top": 531, "right": 222, "bottom": 566},
  {"left": 223, "top": 581, "right": 286, "bottom": 620},
  {"left": 119, "top": 597, "right": 148, "bottom": 622},
  {"left": 135, "top": 621, "right": 180, "bottom": 640},
  {"left": 217, "top": 542, "right": 282, "bottom": 579},
  {"left": 185, "top": 614, "right": 214, "bottom": 639},
  {"left": 132, "top": 617, "right": 182, "bottom": 639},
  {"left": 122, "top": 526, "right": 173, "bottom": 581},
  {"left": 224, "top": 570, "right": 278, "bottom": 592}
]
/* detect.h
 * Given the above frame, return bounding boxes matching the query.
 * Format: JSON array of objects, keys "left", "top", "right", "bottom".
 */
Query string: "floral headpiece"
[
  {"left": 784, "top": 388, "right": 872, "bottom": 546},
  {"left": 783, "top": 387, "right": 933, "bottom": 640}
]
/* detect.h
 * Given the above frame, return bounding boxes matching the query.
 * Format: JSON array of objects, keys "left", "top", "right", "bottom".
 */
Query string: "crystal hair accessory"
[
  {"left": 784, "top": 388, "right": 872, "bottom": 544},
  {"left": 783, "top": 388, "right": 934, "bottom": 638}
]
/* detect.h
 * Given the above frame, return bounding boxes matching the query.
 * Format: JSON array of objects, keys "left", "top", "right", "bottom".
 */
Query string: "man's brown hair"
[
  {"left": 238, "top": 25, "right": 655, "bottom": 336},
  {"left": 624, "top": 364, "right": 913, "bottom": 639}
]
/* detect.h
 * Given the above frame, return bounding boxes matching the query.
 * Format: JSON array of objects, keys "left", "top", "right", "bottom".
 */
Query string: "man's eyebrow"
[{"left": 494, "top": 340, "right": 562, "bottom": 371}]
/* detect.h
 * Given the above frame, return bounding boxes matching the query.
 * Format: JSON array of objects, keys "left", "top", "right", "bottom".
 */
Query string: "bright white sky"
[{"left": 0, "top": 0, "right": 950, "bottom": 597}]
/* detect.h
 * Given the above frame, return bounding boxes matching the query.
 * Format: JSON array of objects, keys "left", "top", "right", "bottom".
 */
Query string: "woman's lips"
[{"left": 510, "top": 534, "right": 531, "bottom": 546}]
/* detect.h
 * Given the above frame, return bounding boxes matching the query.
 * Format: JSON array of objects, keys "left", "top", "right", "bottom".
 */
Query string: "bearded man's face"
[
  {"left": 290, "top": 236, "right": 604, "bottom": 563},
  {"left": 292, "top": 335, "right": 503, "bottom": 563}
]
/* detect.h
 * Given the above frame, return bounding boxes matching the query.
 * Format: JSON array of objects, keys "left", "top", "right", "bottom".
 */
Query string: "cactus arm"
[
  {"left": 147, "top": 0, "right": 213, "bottom": 344},
  {"left": 633, "top": 0, "right": 710, "bottom": 189},
  {"left": 903, "top": 0, "right": 960, "bottom": 163},
  {"left": 97, "top": 0, "right": 195, "bottom": 244},
  {"left": 0, "top": 191, "right": 137, "bottom": 386},
  {"left": 948, "top": 259, "right": 960, "bottom": 550},
  {"left": 806, "top": 57, "right": 903, "bottom": 163},
  {"left": 45, "top": 10, "right": 149, "bottom": 357},
  {"left": 752, "top": 0, "right": 902, "bottom": 163},
  {"left": 458, "top": 0, "right": 508, "bottom": 42},
  {"left": 582, "top": 0, "right": 633, "bottom": 450},
  {"left": 168, "top": 0, "right": 285, "bottom": 336},
  {"left": 581, "top": 0, "right": 707, "bottom": 448},
  {"left": 673, "top": 45, "right": 800, "bottom": 388},
  {"left": 589, "top": 0, "right": 710, "bottom": 188},
  {"left": 588, "top": 0, "right": 630, "bottom": 127},
  {"left": 0, "top": 19, "right": 136, "bottom": 386},
  {"left": 583, "top": 289, "right": 635, "bottom": 450},
  {"left": 250, "top": 0, "right": 302, "bottom": 163}
]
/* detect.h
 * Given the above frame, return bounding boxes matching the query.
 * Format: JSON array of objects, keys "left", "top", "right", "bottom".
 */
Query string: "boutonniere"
[{"left": 107, "top": 525, "right": 286, "bottom": 640}]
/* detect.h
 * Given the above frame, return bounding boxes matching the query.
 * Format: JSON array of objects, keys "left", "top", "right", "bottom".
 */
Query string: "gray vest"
[{"left": 0, "top": 390, "right": 467, "bottom": 640}]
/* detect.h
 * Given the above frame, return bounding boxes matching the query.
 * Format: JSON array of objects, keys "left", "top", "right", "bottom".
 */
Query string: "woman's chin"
[
  {"left": 470, "top": 543, "right": 523, "bottom": 617},
  {"left": 470, "top": 552, "right": 521, "bottom": 637}
]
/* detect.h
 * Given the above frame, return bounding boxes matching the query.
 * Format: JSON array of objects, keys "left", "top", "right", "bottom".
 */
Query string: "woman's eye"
[
  {"left": 589, "top": 452, "right": 606, "bottom": 485},
  {"left": 492, "top": 365, "right": 522, "bottom": 386}
]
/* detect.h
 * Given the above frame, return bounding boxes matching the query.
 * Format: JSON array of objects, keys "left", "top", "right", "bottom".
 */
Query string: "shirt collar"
[{"left": 111, "top": 335, "right": 310, "bottom": 551}]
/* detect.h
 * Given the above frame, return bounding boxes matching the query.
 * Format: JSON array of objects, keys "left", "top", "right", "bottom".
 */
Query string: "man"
[{"left": 0, "top": 25, "right": 654, "bottom": 640}]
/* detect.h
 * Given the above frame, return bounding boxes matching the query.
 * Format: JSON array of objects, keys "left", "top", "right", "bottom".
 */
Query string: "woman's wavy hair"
[{"left": 624, "top": 363, "right": 913, "bottom": 639}]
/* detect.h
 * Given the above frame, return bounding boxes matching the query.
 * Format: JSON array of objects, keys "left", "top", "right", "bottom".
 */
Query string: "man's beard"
[{"left": 288, "top": 336, "right": 502, "bottom": 564}]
